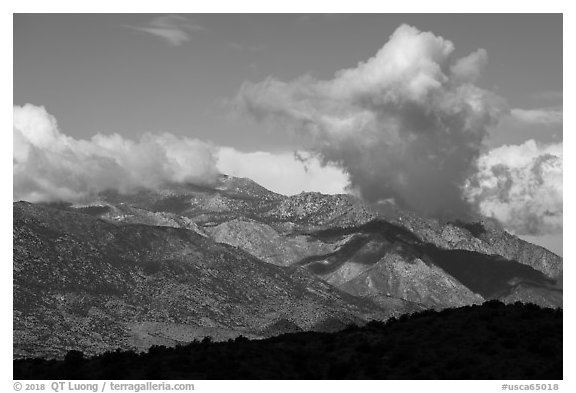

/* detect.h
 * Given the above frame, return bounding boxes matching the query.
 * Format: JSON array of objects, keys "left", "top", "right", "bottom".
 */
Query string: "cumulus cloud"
[
  {"left": 13, "top": 104, "right": 220, "bottom": 202},
  {"left": 450, "top": 48, "right": 488, "bottom": 83},
  {"left": 236, "top": 24, "right": 506, "bottom": 219},
  {"left": 216, "top": 148, "right": 349, "bottom": 195},
  {"left": 465, "top": 140, "right": 562, "bottom": 235},
  {"left": 126, "top": 15, "right": 204, "bottom": 46},
  {"left": 13, "top": 104, "right": 351, "bottom": 203}
]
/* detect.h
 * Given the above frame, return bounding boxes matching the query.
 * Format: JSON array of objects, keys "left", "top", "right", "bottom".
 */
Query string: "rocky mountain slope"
[
  {"left": 14, "top": 201, "right": 398, "bottom": 359},
  {"left": 13, "top": 175, "right": 562, "bottom": 359}
]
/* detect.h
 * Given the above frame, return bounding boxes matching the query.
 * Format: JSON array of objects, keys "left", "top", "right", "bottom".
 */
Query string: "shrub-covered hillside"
[{"left": 14, "top": 301, "right": 562, "bottom": 380}]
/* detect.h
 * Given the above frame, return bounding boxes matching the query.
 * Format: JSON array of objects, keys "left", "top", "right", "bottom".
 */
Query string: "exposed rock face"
[
  {"left": 339, "top": 254, "right": 484, "bottom": 308},
  {"left": 208, "top": 219, "right": 334, "bottom": 266},
  {"left": 14, "top": 175, "right": 562, "bottom": 359}
]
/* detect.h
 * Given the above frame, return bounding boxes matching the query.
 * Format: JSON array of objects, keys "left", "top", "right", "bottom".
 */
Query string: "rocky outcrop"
[
  {"left": 208, "top": 218, "right": 334, "bottom": 266},
  {"left": 339, "top": 254, "right": 484, "bottom": 308}
]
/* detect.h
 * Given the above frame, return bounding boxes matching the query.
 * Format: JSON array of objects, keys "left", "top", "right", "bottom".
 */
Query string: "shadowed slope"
[
  {"left": 14, "top": 302, "right": 562, "bottom": 380},
  {"left": 299, "top": 220, "right": 560, "bottom": 307}
]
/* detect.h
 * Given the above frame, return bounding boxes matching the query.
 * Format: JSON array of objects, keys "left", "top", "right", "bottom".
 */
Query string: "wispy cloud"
[
  {"left": 530, "top": 90, "right": 563, "bottom": 104},
  {"left": 296, "top": 14, "right": 346, "bottom": 24},
  {"left": 510, "top": 108, "right": 563, "bottom": 126},
  {"left": 227, "top": 42, "right": 267, "bottom": 53},
  {"left": 126, "top": 15, "right": 204, "bottom": 46}
]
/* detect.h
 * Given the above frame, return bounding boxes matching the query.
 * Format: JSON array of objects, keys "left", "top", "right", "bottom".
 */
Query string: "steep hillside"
[
  {"left": 13, "top": 202, "right": 390, "bottom": 359},
  {"left": 63, "top": 177, "right": 562, "bottom": 310}
]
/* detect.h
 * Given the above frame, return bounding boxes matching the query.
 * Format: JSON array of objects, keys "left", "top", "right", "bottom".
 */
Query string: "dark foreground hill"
[{"left": 14, "top": 301, "right": 562, "bottom": 380}]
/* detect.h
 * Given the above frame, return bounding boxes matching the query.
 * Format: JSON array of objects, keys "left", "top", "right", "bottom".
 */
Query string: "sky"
[{"left": 13, "top": 13, "right": 563, "bottom": 254}]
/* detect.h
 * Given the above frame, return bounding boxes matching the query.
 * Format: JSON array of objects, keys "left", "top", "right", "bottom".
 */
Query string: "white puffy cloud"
[
  {"left": 216, "top": 148, "right": 349, "bottom": 196},
  {"left": 236, "top": 24, "right": 506, "bottom": 219},
  {"left": 450, "top": 48, "right": 488, "bottom": 83},
  {"left": 13, "top": 104, "right": 352, "bottom": 203},
  {"left": 13, "top": 104, "right": 220, "bottom": 202},
  {"left": 465, "top": 140, "right": 562, "bottom": 235}
]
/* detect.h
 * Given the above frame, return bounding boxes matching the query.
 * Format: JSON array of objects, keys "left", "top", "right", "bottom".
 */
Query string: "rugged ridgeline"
[{"left": 13, "top": 175, "right": 562, "bottom": 359}]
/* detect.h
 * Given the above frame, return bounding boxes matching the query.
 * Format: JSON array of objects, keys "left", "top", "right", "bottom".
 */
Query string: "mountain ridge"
[{"left": 13, "top": 175, "right": 562, "bottom": 359}]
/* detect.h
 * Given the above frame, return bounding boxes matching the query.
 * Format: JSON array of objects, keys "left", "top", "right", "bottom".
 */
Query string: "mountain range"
[{"left": 13, "top": 175, "right": 562, "bottom": 359}]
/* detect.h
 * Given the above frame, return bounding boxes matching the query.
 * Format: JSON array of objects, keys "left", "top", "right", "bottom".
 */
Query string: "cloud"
[
  {"left": 510, "top": 108, "right": 563, "bottom": 126},
  {"left": 216, "top": 148, "right": 349, "bottom": 195},
  {"left": 530, "top": 90, "right": 563, "bottom": 104},
  {"left": 126, "top": 15, "right": 204, "bottom": 46},
  {"left": 13, "top": 104, "right": 220, "bottom": 202},
  {"left": 227, "top": 42, "right": 267, "bottom": 53},
  {"left": 296, "top": 14, "right": 346, "bottom": 24},
  {"left": 236, "top": 24, "right": 506, "bottom": 219},
  {"left": 13, "top": 104, "right": 351, "bottom": 203},
  {"left": 464, "top": 140, "right": 562, "bottom": 235},
  {"left": 450, "top": 48, "right": 488, "bottom": 83}
]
